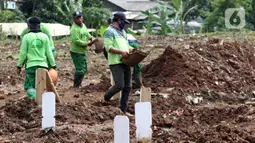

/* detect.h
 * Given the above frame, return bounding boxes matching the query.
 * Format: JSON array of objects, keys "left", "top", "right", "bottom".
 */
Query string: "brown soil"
[
  {"left": 0, "top": 36, "right": 255, "bottom": 142},
  {"left": 143, "top": 39, "right": 255, "bottom": 98}
]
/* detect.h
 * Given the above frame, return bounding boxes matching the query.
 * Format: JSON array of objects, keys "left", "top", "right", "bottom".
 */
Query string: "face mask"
[
  {"left": 74, "top": 20, "right": 82, "bottom": 27},
  {"left": 118, "top": 21, "right": 125, "bottom": 30},
  {"left": 74, "top": 17, "right": 83, "bottom": 27}
]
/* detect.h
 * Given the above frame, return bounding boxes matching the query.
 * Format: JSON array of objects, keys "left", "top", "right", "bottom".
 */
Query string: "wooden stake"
[
  {"left": 36, "top": 68, "right": 46, "bottom": 105},
  {"left": 140, "top": 86, "right": 151, "bottom": 102},
  {"left": 36, "top": 68, "right": 62, "bottom": 105},
  {"left": 46, "top": 71, "right": 62, "bottom": 103}
]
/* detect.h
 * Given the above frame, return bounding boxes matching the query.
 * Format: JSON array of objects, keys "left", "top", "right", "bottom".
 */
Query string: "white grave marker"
[
  {"left": 135, "top": 102, "right": 152, "bottom": 142},
  {"left": 42, "top": 92, "right": 56, "bottom": 129},
  {"left": 114, "top": 115, "right": 129, "bottom": 143}
]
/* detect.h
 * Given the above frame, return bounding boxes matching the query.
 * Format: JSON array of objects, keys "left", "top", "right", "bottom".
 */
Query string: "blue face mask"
[{"left": 118, "top": 21, "right": 125, "bottom": 30}]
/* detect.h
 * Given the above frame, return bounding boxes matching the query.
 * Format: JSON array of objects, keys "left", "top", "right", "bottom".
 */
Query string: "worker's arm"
[
  {"left": 17, "top": 36, "right": 28, "bottom": 68},
  {"left": 20, "top": 27, "right": 29, "bottom": 40},
  {"left": 71, "top": 28, "right": 89, "bottom": 47},
  {"left": 104, "top": 30, "right": 128, "bottom": 58},
  {"left": 41, "top": 24, "right": 54, "bottom": 49}
]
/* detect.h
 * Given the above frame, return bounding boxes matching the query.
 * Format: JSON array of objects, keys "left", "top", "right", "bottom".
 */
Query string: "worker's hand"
[
  {"left": 120, "top": 51, "right": 129, "bottom": 59},
  {"left": 17, "top": 67, "right": 21, "bottom": 75},
  {"left": 132, "top": 48, "right": 138, "bottom": 53},
  {"left": 129, "top": 47, "right": 134, "bottom": 53},
  {"left": 51, "top": 66, "right": 57, "bottom": 69},
  {"left": 88, "top": 38, "right": 99, "bottom": 46}
]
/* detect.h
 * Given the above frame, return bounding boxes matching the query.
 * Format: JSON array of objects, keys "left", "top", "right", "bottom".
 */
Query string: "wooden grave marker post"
[
  {"left": 36, "top": 68, "right": 62, "bottom": 105},
  {"left": 140, "top": 86, "right": 151, "bottom": 102}
]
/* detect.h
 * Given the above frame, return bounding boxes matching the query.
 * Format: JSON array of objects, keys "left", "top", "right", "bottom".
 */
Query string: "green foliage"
[
  {"left": 83, "top": 7, "right": 111, "bottom": 28},
  {"left": 141, "top": 0, "right": 175, "bottom": 35},
  {"left": 82, "top": 0, "right": 104, "bottom": 8},
  {"left": 140, "top": 0, "right": 197, "bottom": 34},
  {"left": 0, "top": 10, "right": 25, "bottom": 22},
  {"left": 83, "top": 7, "right": 112, "bottom": 36},
  {"left": 19, "top": 0, "right": 104, "bottom": 25},
  {"left": 246, "top": 0, "right": 255, "bottom": 29},
  {"left": 33, "top": 0, "right": 83, "bottom": 25},
  {"left": 203, "top": 0, "right": 248, "bottom": 32},
  {"left": 171, "top": 0, "right": 198, "bottom": 33},
  {"left": 127, "top": 28, "right": 142, "bottom": 35}
]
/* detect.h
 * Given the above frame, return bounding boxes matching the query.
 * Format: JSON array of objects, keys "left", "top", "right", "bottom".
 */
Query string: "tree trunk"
[
  {"left": 32, "top": 0, "right": 36, "bottom": 15},
  {"left": 181, "top": 19, "right": 184, "bottom": 34}
]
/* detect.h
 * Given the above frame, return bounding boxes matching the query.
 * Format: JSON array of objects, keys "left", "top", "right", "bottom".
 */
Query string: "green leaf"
[{"left": 172, "top": 0, "right": 181, "bottom": 9}]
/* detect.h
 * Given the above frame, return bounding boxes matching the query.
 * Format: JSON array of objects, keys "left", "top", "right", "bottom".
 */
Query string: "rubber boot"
[
  {"left": 26, "top": 88, "right": 36, "bottom": 99},
  {"left": 74, "top": 74, "right": 84, "bottom": 88}
]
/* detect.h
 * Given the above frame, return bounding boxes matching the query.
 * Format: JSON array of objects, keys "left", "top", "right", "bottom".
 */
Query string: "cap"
[
  {"left": 27, "top": 16, "right": 41, "bottom": 25},
  {"left": 73, "top": 11, "right": 83, "bottom": 18},
  {"left": 113, "top": 12, "right": 130, "bottom": 24}
]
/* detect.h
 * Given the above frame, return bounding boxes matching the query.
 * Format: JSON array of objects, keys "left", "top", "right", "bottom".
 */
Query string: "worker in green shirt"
[
  {"left": 17, "top": 17, "right": 56, "bottom": 99},
  {"left": 70, "top": 11, "right": 98, "bottom": 88},
  {"left": 127, "top": 34, "right": 143, "bottom": 88},
  {"left": 103, "top": 33, "right": 143, "bottom": 89},
  {"left": 21, "top": 18, "right": 56, "bottom": 68},
  {"left": 103, "top": 12, "right": 134, "bottom": 116}
]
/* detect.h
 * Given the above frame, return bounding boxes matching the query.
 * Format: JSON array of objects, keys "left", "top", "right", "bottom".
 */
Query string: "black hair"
[
  {"left": 27, "top": 16, "right": 41, "bottom": 24},
  {"left": 27, "top": 17, "right": 41, "bottom": 33},
  {"left": 113, "top": 17, "right": 120, "bottom": 22}
]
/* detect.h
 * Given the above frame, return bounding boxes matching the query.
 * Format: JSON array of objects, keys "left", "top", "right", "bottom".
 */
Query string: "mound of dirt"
[
  {"left": 143, "top": 39, "right": 255, "bottom": 95},
  {"left": 82, "top": 74, "right": 111, "bottom": 93}
]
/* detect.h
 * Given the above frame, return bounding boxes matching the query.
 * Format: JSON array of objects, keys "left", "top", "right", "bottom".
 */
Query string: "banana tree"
[
  {"left": 171, "top": 0, "right": 198, "bottom": 34},
  {"left": 140, "top": 0, "right": 176, "bottom": 34},
  {"left": 32, "top": 0, "right": 83, "bottom": 25},
  {"left": 54, "top": 0, "right": 83, "bottom": 25}
]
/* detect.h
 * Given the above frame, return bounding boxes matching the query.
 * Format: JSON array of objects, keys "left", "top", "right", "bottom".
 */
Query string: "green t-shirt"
[
  {"left": 127, "top": 34, "right": 142, "bottom": 73},
  {"left": 20, "top": 24, "right": 54, "bottom": 50},
  {"left": 70, "top": 23, "right": 92, "bottom": 54},
  {"left": 104, "top": 26, "right": 132, "bottom": 65},
  {"left": 17, "top": 32, "right": 56, "bottom": 69}
]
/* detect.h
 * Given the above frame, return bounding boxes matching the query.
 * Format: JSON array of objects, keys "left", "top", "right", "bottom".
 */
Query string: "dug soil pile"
[{"left": 143, "top": 39, "right": 255, "bottom": 96}]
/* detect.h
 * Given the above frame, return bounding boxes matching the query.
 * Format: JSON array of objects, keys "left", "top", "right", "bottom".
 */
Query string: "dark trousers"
[
  {"left": 104, "top": 64, "right": 131, "bottom": 113},
  {"left": 133, "top": 72, "right": 142, "bottom": 89}
]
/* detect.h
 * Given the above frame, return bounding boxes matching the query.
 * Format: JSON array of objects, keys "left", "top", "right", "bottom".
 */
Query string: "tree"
[
  {"left": 245, "top": 0, "right": 255, "bottom": 29},
  {"left": 171, "top": 0, "right": 198, "bottom": 34},
  {"left": 19, "top": 0, "right": 104, "bottom": 25},
  {"left": 83, "top": 7, "right": 112, "bottom": 36},
  {"left": 0, "top": 10, "right": 25, "bottom": 22},
  {"left": 184, "top": 0, "right": 212, "bottom": 22},
  {"left": 203, "top": 0, "right": 248, "bottom": 32},
  {"left": 141, "top": 0, "right": 176, "bottom": 35}
]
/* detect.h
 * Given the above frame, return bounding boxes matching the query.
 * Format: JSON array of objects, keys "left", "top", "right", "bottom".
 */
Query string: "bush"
[{"left": 0, "top": 10, "right": 25, "bottom": 23}]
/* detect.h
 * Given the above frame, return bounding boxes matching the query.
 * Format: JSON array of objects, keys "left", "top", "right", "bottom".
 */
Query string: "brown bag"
[{"left": 122, "top": 50, "right": 148, "bottom": 67}]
